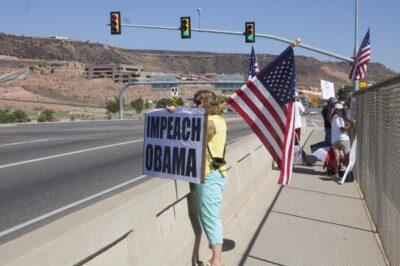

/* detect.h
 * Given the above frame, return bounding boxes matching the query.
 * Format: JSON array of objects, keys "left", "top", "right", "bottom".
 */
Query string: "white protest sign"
[
  {"left": 170, "top": 87, "right": 179, "bottom": 97},
  {"left": 320, "top": 80, "right": 335, "bottom": 100},
  {"left": 143, "top": 108, "right": 206, "bottom": 183}
]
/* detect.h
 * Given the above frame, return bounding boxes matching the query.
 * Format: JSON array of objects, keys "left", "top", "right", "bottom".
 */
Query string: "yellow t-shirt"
[{"left": 205, "top": 115, "right": 227, "bottom": 177}]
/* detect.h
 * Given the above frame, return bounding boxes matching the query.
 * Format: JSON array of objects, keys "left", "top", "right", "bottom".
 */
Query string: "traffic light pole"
[{"left": 121, "top": 23, "right": 354, "bottom": 63}]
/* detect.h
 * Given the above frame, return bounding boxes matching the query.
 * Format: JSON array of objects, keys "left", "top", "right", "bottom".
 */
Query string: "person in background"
[
  {"left": 321, "top": 97, "right": 337, "bottom": 146},
  {"left": 343, "top": 96, "right": 356, "bottom": 141},
  {"left": 331, "top": 102, "right": 354, "bottom": 178},
  {"left": 294, "top": 93, "right": 306, "bottom": 145},
  {"left": 167, "top": 90, "right": 227, "bottom": 266}
]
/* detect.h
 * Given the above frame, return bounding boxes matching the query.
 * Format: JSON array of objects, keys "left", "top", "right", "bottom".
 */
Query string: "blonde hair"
[{"left": 193, "top": 90, "right": 222, "bottom": 115}]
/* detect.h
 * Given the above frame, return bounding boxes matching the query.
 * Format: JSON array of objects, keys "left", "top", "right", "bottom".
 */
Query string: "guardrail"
[
  {"left": 0, "top": 133, "right": 275, "bottom": 266},
  {"left": 353, "top": 76, "right": 400, "bottom": 265}
]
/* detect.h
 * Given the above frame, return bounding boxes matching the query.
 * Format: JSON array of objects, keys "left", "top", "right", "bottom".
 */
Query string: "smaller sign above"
[
  {"left": 170, "top": 87, "right": 179, "bottom": 97},
  {"left": 320, "top": 80, "right": 335, "bottom": 100}
]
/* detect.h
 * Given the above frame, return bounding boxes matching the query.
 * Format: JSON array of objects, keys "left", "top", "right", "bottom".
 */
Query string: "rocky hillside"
[{"left": 0, "top": 32, "right": 397, "bottom": 88}]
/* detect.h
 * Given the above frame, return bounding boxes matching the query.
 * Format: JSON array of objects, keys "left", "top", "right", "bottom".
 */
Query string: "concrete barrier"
[{"left": 0, "top": 131, "right": 279, "bottom": 266}]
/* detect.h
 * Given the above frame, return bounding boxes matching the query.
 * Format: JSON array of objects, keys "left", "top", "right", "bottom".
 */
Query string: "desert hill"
[{"left": 0, "top": 32, "right": 397, "bottom": 89}]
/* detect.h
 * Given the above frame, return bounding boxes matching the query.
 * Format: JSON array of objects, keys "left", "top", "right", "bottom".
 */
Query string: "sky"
[{"left": 1, "top": 0, "right": 399, "bottom": 72}]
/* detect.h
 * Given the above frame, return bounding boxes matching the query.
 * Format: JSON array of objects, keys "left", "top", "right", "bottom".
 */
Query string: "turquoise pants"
[{"left": 195, "top": 170, "right": 225, "bottom": 245}]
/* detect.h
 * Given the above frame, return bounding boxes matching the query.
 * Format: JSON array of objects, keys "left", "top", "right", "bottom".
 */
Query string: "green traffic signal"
[
  {"left": 180, "top": 17, "right": 191, "bottom": 39},
  {"left": 245, "top": 22, "right": 255, "bottom": 43}
]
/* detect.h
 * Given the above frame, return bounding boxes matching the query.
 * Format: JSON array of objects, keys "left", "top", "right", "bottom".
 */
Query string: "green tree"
[
  {"left": 106, "top": 97, "right": 120, "bottom": 114},
  {"left": 337, "top": 85, "right": 353, "bottom": 100},
  {"left": 156, "top": 98, "right": 172, "bottom": 108},
  {"left": 37, "top": 109, "right": 55, "bottom": 122},
  {"left": 0, "top": 109, "right": 13, "bottom": 123},
  {"left": 144, "top": 99, "right": 151, "bottom": 109},
  {"left": 131, "top": 98, "right": 144, "bottom": 114},
  {"left": 12, "top": 109, "right": 30, "bottom": 122},
  {"left": 175, "top": 97, "right": 184, "bottom": 106}
]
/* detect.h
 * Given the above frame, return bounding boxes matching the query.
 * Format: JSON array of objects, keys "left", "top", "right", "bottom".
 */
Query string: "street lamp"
[{"left": 197, "top": 8, "right": 202, "bottom": 28}]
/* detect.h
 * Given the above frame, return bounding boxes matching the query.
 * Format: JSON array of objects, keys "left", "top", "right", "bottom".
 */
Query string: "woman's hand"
[{"left": 166, "top": 105, "right": 176, "bottom": 113}]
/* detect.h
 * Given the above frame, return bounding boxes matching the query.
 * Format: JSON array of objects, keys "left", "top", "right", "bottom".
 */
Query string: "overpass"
[{"left": 0, "top": 77, "right": 399, "bottom": 265}]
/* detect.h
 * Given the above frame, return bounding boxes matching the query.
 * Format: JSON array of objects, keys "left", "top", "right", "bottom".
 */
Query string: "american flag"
[
  {"left": 227, "top": 47, "right": 296, "bottom": 185},
  {"left": 248, "top": 46, "right": 260, "bottom": 80},
  {"left": 349, "top": 29, "right": 371, "bottom": 81}
]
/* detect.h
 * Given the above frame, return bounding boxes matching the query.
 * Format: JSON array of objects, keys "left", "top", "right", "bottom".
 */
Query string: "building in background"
[
  {"left": 211, "top": 73, "right": 244, "bottom": 90},
  {"left": 151, "top": 74, "right": 178, "bottom": 90},
  {"left": 85, "top": 64, "right": 143, "bottom": 83}
]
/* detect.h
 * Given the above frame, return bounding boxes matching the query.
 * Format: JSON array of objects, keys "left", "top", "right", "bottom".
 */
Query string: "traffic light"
[
  {"left": 110, "top": 11, "right": 121, "bottom": 35},
  {"left": 180, "top": 17, "right": 191, "bottom": 39},
  {"left": 245, "top": 22, "right": 255, "bottom": 43}
]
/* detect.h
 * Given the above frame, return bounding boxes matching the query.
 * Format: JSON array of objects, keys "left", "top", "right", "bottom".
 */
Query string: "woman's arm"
[{"left": 207, "top": 120, "right": 216, "bottom": 138}]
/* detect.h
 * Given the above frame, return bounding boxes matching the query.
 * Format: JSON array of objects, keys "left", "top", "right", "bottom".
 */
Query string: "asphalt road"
[
  {"left": 0, "top": 71, "right": 27, "bottom": 85},
  {"left": 0, "top": 118, "right": 252, "bottom": 243}
]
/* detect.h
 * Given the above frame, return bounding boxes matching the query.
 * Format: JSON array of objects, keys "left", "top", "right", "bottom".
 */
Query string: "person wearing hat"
[
  {"left": 321, "top": 97, "right": 337, "bottom": 145},
  {"left": 331, "top": 102, "right": 354, "bottom": 178}
]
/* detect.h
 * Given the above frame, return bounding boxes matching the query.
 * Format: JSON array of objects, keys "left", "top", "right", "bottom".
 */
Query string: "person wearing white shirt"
[
  {"left": 331, "top": 103, "right": 354, "bottom": 178},
  {"left": 294, "top": 95, "right": 306, "bottom": 145}
]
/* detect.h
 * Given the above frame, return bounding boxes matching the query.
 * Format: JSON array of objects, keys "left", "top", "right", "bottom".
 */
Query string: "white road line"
[
  {"left": 0, "top": 139, "right": 49, "bottom": 147},
  {"left": 311, "top": 122, "right": 319, "bottom": 128},
  {"left": 0, "top": 139, "right": 144, "bottom": 169},
  {"left": 0, "top": 174, "right": 148, "bottom": 238}
]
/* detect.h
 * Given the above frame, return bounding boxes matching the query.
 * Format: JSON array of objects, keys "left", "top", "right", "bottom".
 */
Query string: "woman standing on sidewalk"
[{"left": 168, "top": 90, "right": 227, "bottom": 266}]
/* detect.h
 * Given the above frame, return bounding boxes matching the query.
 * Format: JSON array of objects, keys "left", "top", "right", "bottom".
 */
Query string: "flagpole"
[{"left": 354, "top": 0, "right": 359, "bottom": 91}]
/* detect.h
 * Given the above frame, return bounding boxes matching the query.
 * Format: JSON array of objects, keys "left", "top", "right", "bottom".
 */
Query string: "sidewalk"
[{"left": 222, "top": 130, "right": 387, "bottom": 266}]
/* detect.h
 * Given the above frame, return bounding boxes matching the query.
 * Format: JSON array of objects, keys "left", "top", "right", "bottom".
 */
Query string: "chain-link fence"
[{"left": 353, "top": 76, "right": 400, "bottom": 265}]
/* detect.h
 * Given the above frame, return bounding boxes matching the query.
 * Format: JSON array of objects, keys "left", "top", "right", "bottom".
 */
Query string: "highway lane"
[
  {"left": 0, "top": 71, "right": 27, "bottom": 85},
  {"left": 0, "top": 119, "right": 252, "bottom": 242}
]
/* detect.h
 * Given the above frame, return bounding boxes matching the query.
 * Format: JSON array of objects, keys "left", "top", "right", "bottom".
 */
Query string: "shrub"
[
  {"left": 144, "top": 99, "right": 151, "bottom": 109},
  {"left": 37, "top": 109, "right": 55, "bottom": 122},
  {"left": 337, "top": 85, "right": 353, "bottom": 101},
  {"left": 0, "top": 109, "right": 13, "bottom": 123},
  {"left": 175, "top": 97, "right": 184, "bottom": 106},
  {"left": 155, "top": 97, "right": 184, "bottom": 108},
  {"left": 156, "top": 98, "right": 172, "bottom": 108},
  {"left": 12, "top": 109, "right": 30, "bottom": 122},
  {"left": 131, "top": 98, "right": 144, "bottom": 114},
  {"left": 105, "top": 97, "right": 120, "bottom": 114}
]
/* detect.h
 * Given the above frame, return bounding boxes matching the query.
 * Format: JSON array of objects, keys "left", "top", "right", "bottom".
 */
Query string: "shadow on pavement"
[
  {"left": 286, "top": 186, "right": 361, "bottom": 200},
  {"left": 222, "top": 238, "right": 235, "bottom": 252},
  {"left": 246, "top": 254, "right": 287, "bottom": 265},
  {"left": 293, "top": 166, "right": 325, "bottom": 176},
  {"left": 238, "top": 186, "right": 284, "bottom": 266},
  {"left": 272, "top": 210, "right": 375, "bottom": 233},
  {"left": 319, "top": 177, "right": 337, "bottom": 182}
]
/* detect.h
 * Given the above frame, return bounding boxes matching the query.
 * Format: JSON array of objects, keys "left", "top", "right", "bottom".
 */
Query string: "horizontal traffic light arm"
[{"left": 120, "top": 23, "right": 353, "bottom": 62}]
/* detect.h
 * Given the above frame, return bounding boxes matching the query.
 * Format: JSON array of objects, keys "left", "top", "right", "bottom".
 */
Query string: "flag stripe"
[
  {"left": 247, "top": 81, "right": 286, "bottom": 132},
  {"left": 241, "top": 84, "right": 284, "bottom": 137},
  {"left": 350, "top": 30, "right": 370, "bottom": 81},
  {"left": 230, "top": 93, "right": 283, "bottom": 158},
  {"left": 227, "top": 97, "right": 282, "bottom": 166},
  {"left": 252, "top": 79, "right": 287, "bottom": 121},
  {"left": 236, "top": 89, "right": 284, "bottom": 147},
  {"left": 279, "top": 103, "right": 294, "bottom": 184}
]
